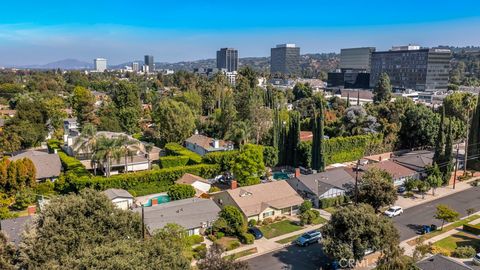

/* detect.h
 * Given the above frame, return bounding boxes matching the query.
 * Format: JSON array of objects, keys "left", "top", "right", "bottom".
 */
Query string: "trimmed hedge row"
[
  {"left": 319, "top": 195, "right": 350, "bottom": 209},
  {"left": 69, "top": 163, "right": 220, "bottom": 193},
  {"left": 203, "top": 150, "right": 239, "bottom": 171},
  {"left": 47, "top": 140, "right": 90, "bottom": 177},
  {"left": 463, "top": 223, "right": 480, "bottom": 235},
  {"left": 165, "top": 143, "right": 202, "bottom": 165},
  {"left": 298, "top": 133, "right": 383, "bottom": 168},
  {"left": 159, "top": 155, "right": 190, "bottom": 168}
]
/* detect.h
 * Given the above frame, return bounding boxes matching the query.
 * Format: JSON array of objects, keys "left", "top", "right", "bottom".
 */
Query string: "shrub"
[
  {"left": 215, "top": 232, "right": 225, "bottom": 239},
  {"left": 300, "top": 209, "right": 320, "bottom": 226},
  {"left": 208, "top": 186, "right": 221, "bottom": 193},
  {"left": 164, "top": 143, "right": 202, "bottom": 164},
  {"left": 159, "top": 156, "right": 190, "bottom": 168},
  {"left": 431, "top": 246, "right": 451, "bottom": 257},
  {"left": 203, "top": 150, "right": 239, "bottom": 171},
  {"left": 404, "top": 191, "right": 415, "bottom": 198},
  {"left": 262, "top": 217, "right": 273, "bottom": 225},
  {"left": 299, "top": 200, "right": 313, "bottom": 213},
  {"left": 463, "top": 223, "right": 480, "bottom": 235},
  {"left": 319, "top": 195, "right": 348, "bottom": 209},
  {"left": 274, "top": 216, "right": 282, "bottom": 222},
  {"left": 248, "top": 219, "right": 257, "bottom": 227},
  {"left": 188, "top": 234, "right": 205, "bottom": 245},
  {"left": 226, "top": 240, "right": 241, "bottom": 251},
  {"left": 239, "top": 232, "right": 255, "bottom": 245},
  {"left": 167, "top": 184, "right": 196, "bottom": 200},
  {"left": 192, "top": 244, "right": 207, "bottom": 259},
  {"left": 263, "top": 146, "right": 279, "bottom": 168},
  {"left": 151, "top": 164, "right": 160, "bottom": 170},
  {"left": 452, "top": 246, "right": 476, "bottom": 258},
  {"left": 207, "top": 234, "right": 217, "bottom": 242}
]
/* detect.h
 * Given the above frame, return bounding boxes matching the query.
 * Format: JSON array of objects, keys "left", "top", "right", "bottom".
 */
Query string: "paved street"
[
  {"left": 394, "top": 186, "right": 480, "bottom": 241},
  {"left": 247, "top": 243, "right": 330, "bottom": 270}
]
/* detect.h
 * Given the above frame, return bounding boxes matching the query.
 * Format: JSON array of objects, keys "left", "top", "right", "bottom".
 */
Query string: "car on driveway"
[
  {"left": 473, "top": 253, "right": 480, "bottom": 265},
  {"left": 384, "top": 206, "right": 403, "bottom": 218},
  {"left": 248, "top": 227, "right": 263, "bottom": 240},
  {"left": 296, "top": 230, "right": 322, "bottom": 246}
]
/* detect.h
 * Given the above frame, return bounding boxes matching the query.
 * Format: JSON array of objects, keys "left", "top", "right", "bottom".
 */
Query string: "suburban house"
[
  {"left": 211, "top": 181, "right": 304, "bottom": 222},
  {"left": 134, "top": 198, "right": 221, "bottom": 236},
  {"left": 184, "top": 133, "right": 234, "bottom": 156},
  {"left": 391, "top": 150, "right": 434, "bottom": 177},
  {"left": 103, "top": 188, "right": 134, "bottom": 210},
  {"left": 287, "top": 168, "right": 356, "bottom": 208},
  {"left": 415, "top": 254, "right": 473, "bottom": 270},
  {"left": 0, "top": 216, "right": 32, "bottom": 246},
  {"left": 364, "top": 160, "right": 419, "bottom": 186},
  {"left": 63, "top": 124, "right": 160, "bottom": 175},
  {"left": 9, "top": 150, "right": 61, "bottom": 181},
  {"left": 176, "top": 173, "right": 211, "bottom": 197}
]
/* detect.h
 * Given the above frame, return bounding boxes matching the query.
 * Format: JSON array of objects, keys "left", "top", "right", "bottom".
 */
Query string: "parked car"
[
  {"left": 384, "top": 206, "right": 403, "bottom": 218},
  {"left": 418, "top": 225, "right": 431, "bottom": 235},
  {"left": 397, "top": 186, "right": 406, "bottom": 193},
  {"left": 430, "top": 224, "right": 438, "bottom": 231},
  {"left": 473, "top": 253, "right": 480, "bottom": 265},
  {"left": 247, "top": 227, "right": 263, "bottom": 240},
  {"left": 296, "top": 230, "right": 322, "bottom": 246}
]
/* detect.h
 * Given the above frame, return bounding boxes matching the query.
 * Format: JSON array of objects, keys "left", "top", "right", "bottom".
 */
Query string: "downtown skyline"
[{"left": 1, "top": 0, "right": 480, "bottom": 66}]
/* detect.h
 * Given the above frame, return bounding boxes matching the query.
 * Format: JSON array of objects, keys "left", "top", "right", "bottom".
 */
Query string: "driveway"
[{"left": 394, "top": 186, "right": 480, "bottom": 241}]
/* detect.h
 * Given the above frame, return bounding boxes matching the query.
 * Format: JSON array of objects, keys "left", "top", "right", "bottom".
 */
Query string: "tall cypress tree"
[
  {"left": 346, "top": 92, "right": 351, "bottom": 107},
  {"left": 433, "top": 107, "right": 445, "bottom": 164},
  {"left": 287, "top": 111, "right": 300, "bottom": 167},
  {"left": 312, "top": 103, "right": 326, "bottom": 172},
  {"left": 311, "top": 113, "right": 318, "bottom": 170},
  {"left": 442, "top": 121, "right": 454, "bottom": 184},
  {"left": 468, "top": 95, "right": 480, "bottom": 168},
  {"left": 357, "top": 89, "right": 360, "bottom": 106}
]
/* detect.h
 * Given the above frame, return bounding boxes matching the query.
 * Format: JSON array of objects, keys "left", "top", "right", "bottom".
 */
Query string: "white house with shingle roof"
[
  {"left": 211, "top": 181, "right": 304, "bottom": 222},
  {"left": 103, "top": 188, "right": 134, "bottom": 210},
  {"left": 184, "top": 133, "right": 234, "bottom": 156}
]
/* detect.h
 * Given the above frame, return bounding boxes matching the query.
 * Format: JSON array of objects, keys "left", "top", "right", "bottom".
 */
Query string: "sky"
[{"left": 1, "top": 0, "right": 480, "bottom": 66}]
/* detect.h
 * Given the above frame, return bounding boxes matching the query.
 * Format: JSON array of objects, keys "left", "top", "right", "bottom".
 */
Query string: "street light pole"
[
  {"left": 355, "top": 160, "right": 360, "bottom": 205},
  {"left": 141, "top": 204, "right": 145, "bottom": 240},
  {"left": 453, "top": 143, "right": 460, "bottom": 189}
]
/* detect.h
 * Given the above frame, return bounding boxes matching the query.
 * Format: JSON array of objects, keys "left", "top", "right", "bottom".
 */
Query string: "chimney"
[
  {"left": 54, "top": 149, "right": 58, "bottom": 154},
  {"left": 231, "top": 180, "right": 238, "bottom": 190},
  {"left": 295, "top": 168, "right": 301, "bottom": 178},
  {"left": 27, "top": 205, "right": 36, "bottom": 215},
  {"left": 151, "top": 198, "right": 158, "bottom": 206},
  {"left": 213, "top": 140, "right": 220, "bottom": 149}
]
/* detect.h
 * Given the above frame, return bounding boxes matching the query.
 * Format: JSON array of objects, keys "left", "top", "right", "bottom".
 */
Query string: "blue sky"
[{"left": 1, "top": 0, "right": 480, "bottom": 65}]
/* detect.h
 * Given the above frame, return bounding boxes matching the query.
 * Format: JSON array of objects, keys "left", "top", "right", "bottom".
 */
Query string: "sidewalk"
[
  {"left": 223, "top": 222, "right": 325, "bottom": 260},
  {"left": 395, "top": 177, "right": 478, "bottom": 210}
]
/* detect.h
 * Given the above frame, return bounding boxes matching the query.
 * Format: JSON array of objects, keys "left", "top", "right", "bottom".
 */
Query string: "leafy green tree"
[
  {"left": 110, "top": 81, "right": 142, "bottom": 133},
  {"left": 434, "top": 204, "right": 459, "bottom": 230},
  {"left": 152, "top": 98, "right": 196, "bottom": 146},
  {"left": 262, "top": 146, "right": 278, "bottom": 168},
  {"left": 416, "top": 181, "right": 430, "bottom": 199},
  {"left": 225, "top": 121, "right": 250, "bottom": 147},
  {"left": 286, "top": 111, "right": 301, "bottom": 166},
  {"left": 91, "top": 135, "right": 125, "bottom": 177},
  {"left": 357, "top": 168, "right": 397, "bottom": 212},
  {"left": 71, "top": 86, "right": 98, "bottom": 126},
  {"left": 433, "top": 106, "right": 445, "bottom": 164},
  {"left": 0, "top": 232, "right": 16, "bottom": 270},
  {"left": 218, "top": 89, "right": 238, "bottom": 139},
  {"left": 231, "top": 144, "right": 265, "bottom": 186},
  {"left": 377, "top": 244, "right": 415, "bottom": 270},
  {"left": 218, "top": 205, "right": 246, "bottom": 236},
  {"left": 299, "top": 200, "right": 313, "bottom": 213},
  {"left": 197, "top": 243, "right": 249, "bottom": 270},
  {"left": 399, "top": 104, "right": 440, "bottom": 149},
  {"left": 292, "top": 83, "right": 313, "bottom": 100},
  {"left": 403, "top": 177, "right": 417, "bottom": 192},
  {"left": 373, "top": 73, "right": 392, "bottom": 104},
  {"left": 426, "top": 164, "right": 443, "bottom": 196},
  {"left": 312, "top": 103, "right": 326, "bottom": 172},
  {"left": 322, "top": 204, "right": 399, "bottom": 264},
  {"left": 167, "top": 184, "right": 196, "bottom": 200},
  {"left": 176, "top": 90, "right": 203, "bottom": 117}
]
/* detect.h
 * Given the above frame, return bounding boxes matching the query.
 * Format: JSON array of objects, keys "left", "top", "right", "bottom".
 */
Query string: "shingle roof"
[
  {"left": 133, "top": 198, "right": 220, "bottom": 233},
  {"left": 0, "top": 216, "right": 32, "bottom": 246},
  {"left": 223, "top": 181, "right": 304, "bottom": 217},
  {"left": 9, "top": 150, "right": 61, "bottom": 180},
  {"left": 365, "top": 160, "right": 417, "bottom": 180},
  {"left": 176, "top": 173, "right": 208, "bottom": 185},
  {"left": 289, "top": 168, "right": 356, "bottom": 196},
  {"left": 103, "top": 189, "right": 134, "bottom": 200},
  {"left": 392, "top": 150, "right": 434, "bottom": 172},
  {"left": 185, "top": 134, "right": 232, "bottom": 151},
  {"left": 416, "top": 254, "right": 472, "bottom": 270}
]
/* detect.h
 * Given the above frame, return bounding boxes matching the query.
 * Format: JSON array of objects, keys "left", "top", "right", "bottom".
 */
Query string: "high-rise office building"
[
  {"left": 144, "top": 55, "right": 154, "bottom": 72},
  {"left": 132, "top": 62, "right": 139, "bottom": 72},
  {"left": 216, "top": 48, "right": 238, "bottom": 72},
  {"left": 370, "top": 46, "right": 451, "bottom": 91},
  {"left": 270, "top": 44, "right": 300, "bottom": 76},
  {"left": 340, "top": 47, "right": 376, "bottom": 72},
  {"left": 94, "top": 58, "right": 107, "bottom": 72}
]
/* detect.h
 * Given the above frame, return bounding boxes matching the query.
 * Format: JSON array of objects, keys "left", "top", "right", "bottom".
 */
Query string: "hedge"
[
  {"left": 203, "top": 150, "right": 239, "bottom": 171},
  {"left": 463, "top": 223, "right": 480, "bottom": 235},
  {"left": 159, "top": 156, "right": 190, "bottom": 168},
  {"left": 164, "top": 143, "right": 202, "bottom": 165},
  {"left": 298, "top": 133, "right": 383, "bottom": 168},
  {"left": 319, "top": 195, "right": 350, "bottom": 209},
  {"left": 68, "top": 163, "right": 220, "bottom": 193},
  {"left": 47, "top": 140, "right": 90, "bottom": 177}
]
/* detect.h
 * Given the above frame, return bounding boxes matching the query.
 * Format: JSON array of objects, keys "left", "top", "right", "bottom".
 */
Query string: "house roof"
[
  {"left": 0, "top": 216, "right": 32, "bottom": 246},
  {"left": 103, "top": 189, "right": 134, "bottom": 200},
  {"left": 365, "top": 160, "right": 417, "bottom": 180},
  {"left": 289, "top": 168, "right": 356, "bottom": 196},
  {"left": 391, "top": 150, "right": 434, "bottom": 172},
  {"left": 223, "top": 181, "right": 304, "bottom": 217},
  {"left": 300, "top": 131, "right": 313, "bottom": 142},
  {"left": 341, "top": 89, "right": 374, "bottom": 100},
  {"left": 415, "top": 254, "right": 472, "bottom": 270},
  {"left": 133, "top": 198, "right": 220, "bottom": 233},
  {"left": 185, "top": 134, "right": 232, "bottom": 151},
  {"left": 9, "top": 150, "right": 61, "bottom": 180},
  {"left": 176, "top": 173, "right": 208, "bottom": 185}
]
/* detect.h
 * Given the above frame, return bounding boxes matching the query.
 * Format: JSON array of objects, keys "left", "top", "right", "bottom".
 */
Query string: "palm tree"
[
  {"left": 144, "top": 143, "right": 154, "bottom": 170},
  {"left": 225, "top": 121, "right": 251, "bottom": 148},
  {"left": 73, "top": 124, "right": 99, "bottom": 174},
  {"left": 92, "top": 135, "right": 125, "bottom": 177},
  {"left": 118, "top": 135, "right": 141, "bottom": 174}
]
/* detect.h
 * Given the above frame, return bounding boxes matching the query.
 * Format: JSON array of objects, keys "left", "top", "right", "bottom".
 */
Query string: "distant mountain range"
[{"left": 17, "top": 59, "right": 93, "bottom": 70}]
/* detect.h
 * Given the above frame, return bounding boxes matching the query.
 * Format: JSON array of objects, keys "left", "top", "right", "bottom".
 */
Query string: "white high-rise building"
[
  {"left": 94, "top": 58, "right": 107, "bottom": 72},
  {"left": 132, "top": 62, "right": 139, "bottom": 72}
]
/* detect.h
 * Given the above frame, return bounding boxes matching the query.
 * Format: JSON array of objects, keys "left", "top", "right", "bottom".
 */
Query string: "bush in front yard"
[
  {"left": 248, "top": 219, "right": 257, "bottom": 227},
  {"left": 300, "top": 209, "right": 320, "bottom": 226},
  {"left": 239, "top": 232, "right": 255, "bottom": 244},
  {"left": 188, "top": 235, "right": 204, "bottom": 245},
  {"left": 215, "top": 232, "right": 224, "bottom": 239},
  {"left": 299, "top": 200, "right": 313, "bottom": 213},
  {"left": 452, "top": 246, "right": 476, "bottom": 258},
  {"left": 262, "top": 217, "right": 273, "bottom": 225},
  {"left": 192, "top": 244, "right": 207, "bottom": 259},
  {"left": 167, "top": 184, "right": 195, "bottom": 200}
]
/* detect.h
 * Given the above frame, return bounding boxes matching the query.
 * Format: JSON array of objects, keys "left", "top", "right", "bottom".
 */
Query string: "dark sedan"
[{"left": 248, "top": 227, "right": 263, "bottom": 239}]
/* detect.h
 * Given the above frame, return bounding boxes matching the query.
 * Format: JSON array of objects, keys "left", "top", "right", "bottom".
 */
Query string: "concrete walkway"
[
  {"left": 223, "top": 222, "right": 326, "bottom": 260},
  {"left": 395, "top": 177, "right": 479, "bottom": 210}
]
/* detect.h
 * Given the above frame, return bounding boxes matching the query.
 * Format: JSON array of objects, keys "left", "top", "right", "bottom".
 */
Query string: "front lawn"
[
  {"left": 434, "top": 231, "right": 480, "bottom": 253},
  {"left": 224, "top": 247, "right": 258, "bottom": 260},
  {"left": 215, "top": 237, "right": 241, "bottom": 251},
  {"left": 311, "top": 216, "right": 327, "bottom": 225},
  {"left": 259, "top": 220, "right": 303, "bottom": 239}
]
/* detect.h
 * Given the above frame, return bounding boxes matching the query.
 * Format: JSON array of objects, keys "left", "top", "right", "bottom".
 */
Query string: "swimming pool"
[
  {"left": 273, "top": 171, "right": 290, "bottom": 180},
  {"left": 143, "top": 195, "right": 170, "bottom": 207}
]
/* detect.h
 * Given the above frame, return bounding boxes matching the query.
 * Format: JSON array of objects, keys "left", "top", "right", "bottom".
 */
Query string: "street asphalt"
[{"left": 247, "top": 186, "right": 480, "bottom": 270}]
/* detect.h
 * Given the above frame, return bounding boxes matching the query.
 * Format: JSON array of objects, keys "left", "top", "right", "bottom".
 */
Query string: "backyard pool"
[
  {"left": 143, "top": 195, "right": 170, "bottom": 207},
  {"left": 273, "top": 171, "right": 290, "bottom": 180}
]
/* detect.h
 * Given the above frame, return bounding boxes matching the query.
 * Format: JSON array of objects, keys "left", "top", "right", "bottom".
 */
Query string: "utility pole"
[
  {"left": 141, "top": 205, "right": 145, "bottom": 239},
  {"left": 464, "top": 110, "right": 470, "bottom": 175},
  {"left": 453, "top": 143, "right": 460, "bottom": 189},
  {"left": 354, "top": 159, "right": 360, "bottom": 205}
]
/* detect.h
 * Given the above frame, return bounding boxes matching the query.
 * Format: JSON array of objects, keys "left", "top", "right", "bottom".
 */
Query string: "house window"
[
  {"left": 263, "top": 211, "right": 274, "bottom": 219},
  {"left": 281, "top": 207, "right": 291, "bottom": 214}
]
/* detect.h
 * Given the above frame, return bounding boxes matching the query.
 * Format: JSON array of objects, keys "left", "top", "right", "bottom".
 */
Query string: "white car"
[
  {"left": 473, "top": 253, "right": 480, "bottom": 266},
  {"left": 384, "top": 206, "right": 403, "bottom": 218}
]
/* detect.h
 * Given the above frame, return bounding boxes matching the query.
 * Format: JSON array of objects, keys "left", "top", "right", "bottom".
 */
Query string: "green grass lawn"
[
  {"left": 215, "top": 237, "right": 241, "bottom": 251},
  {"left": 410, "top": 215, "right": 480, "bottom": 245},
  {"left": 434, "top": 231, "right": 480, "bottom": 253},
  {"left": 323, "top": 207, "right": 338, "bottom": 214},
  {"left": 311, "top": 216, "right": 327, "bottom": 225},
  {"left": 275, "top": 233, "right": 304, "bottom": 244},
  {"left": 259, "top": 220, "right": 303, "bottom": 239},
  {"left": 224, "top": 247, "right": 258, "bottom": 260}
]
